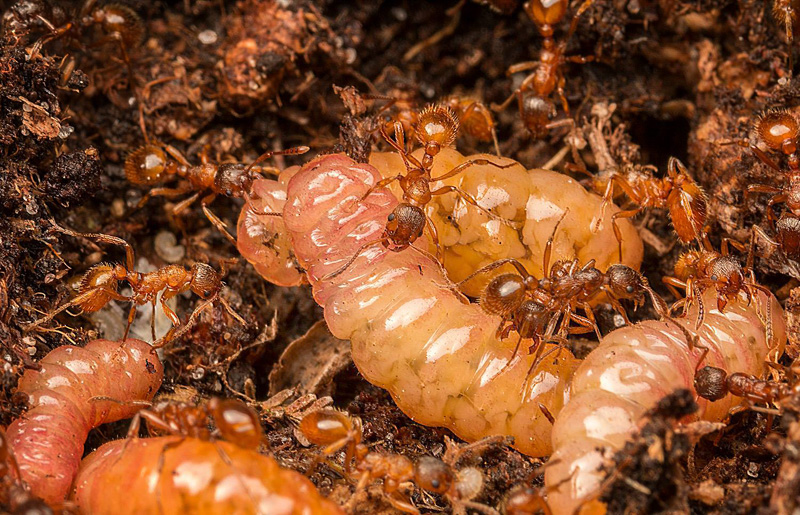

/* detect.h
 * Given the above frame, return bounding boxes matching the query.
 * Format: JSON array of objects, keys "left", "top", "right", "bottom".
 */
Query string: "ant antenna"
[{"left": 244, "top": 146, "right": 310, "bottom": 175}]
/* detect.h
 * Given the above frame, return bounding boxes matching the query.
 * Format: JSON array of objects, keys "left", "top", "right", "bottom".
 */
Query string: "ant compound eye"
[
  {"left": 388, "top": 213, "right": 396, "bottom": 222},
  {"left": 711, "top": 275, "right": 718, "bottom": 282},
  {"left": 626, "top": 285, "right": 634, "bottom": 293},
  {"left": 431, "top": 479, "right": 440, "bottom": 489}
]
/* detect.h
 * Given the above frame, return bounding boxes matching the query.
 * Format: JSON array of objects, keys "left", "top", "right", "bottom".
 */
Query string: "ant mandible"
[
  {"left": 594, "top": 156, "right": 707, "bottom": 261},
  {"left": 25, "top": 224, "right": 245, "bottom": 347},
  {"left": 494, "top": 0, "right": 595, "bottom": 138},
  {"left": 298, "top": 408, "right": 504, "bottom": 515},
  {"left": 325, "top": 104, "right": 520, "bottom": 279},
  {"left": 126, "top": 142, "right": 309, "bottom": 245}
]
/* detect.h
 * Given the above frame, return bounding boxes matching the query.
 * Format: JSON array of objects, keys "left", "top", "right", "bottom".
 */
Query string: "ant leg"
[
  {"left": 543, "top": 211, "right": 569, "bottom": 275},
  {"left": 567, "top": 0, "right": 596, "bottom": 39},
  {"left": 24, "top": 287, "right": 130, "bottom": 331},
  {"left": 321, "top": 238, "right": 388, "bottom": 281},
  {"left": 244, "top": 146, "right": 310, "bottom": 175},
  {"left": 765, "top": 193, "right": 789, "bottom": 228},
  {"left": 162, "top": 144, "right": 192, "bottom": 167},
  {"left": 750, "top": 146, "right": 783, "bottom": 172},
  {"left": 160, "top": 300, "right": 181, "bottom": 339},
  {"left": 610, "top": 209, "right": 641, "bottom": 262},
  {"left": 430, "top": 185, "right": 521, "bottom": 229},
  {"left": 457, "top": 258, "right": 531, "bottom": 287},
  {"left": 505, "top": 61, "right": 540, "bottom": 75},
  {"left": 200, "top": 194, "right": 237, "bottom": 246},
  {"left": 605, "top": 295, "right": 632, "bottom": 324},
  {"left": 360, "top": 175, "right": 403, "bottom": 201},
  {"left": 137, "top": 184, "right": 194, "bottom": 210},
  {"left": 720, "top": 237, "right": 747, "bottom": 257},
  {"left": 425, "top": 217, "right": 444, "bottom": 263},
  {"left": 383, "top": 493, "right": 419, "bottom": 515},
  {"left": 172, "top": 191, "right": 201, "bottom": 217},
  {"left": 662, "top": 276, "right": 688, "bottom": 302},
  {"left": 50, "top": 224, "right": 137, "bottom": 271},
  {"left": 576, "top": 303, "right": 602, "bottom": 340},
  {"left": 123, "top": 302, "right": 138, "bottom": 342},
  {"left": 749, "top": 224, "right": 781, "bottom": 271},
  {"left": 430, "top": 158, "right": 517, "bottom": 182}
]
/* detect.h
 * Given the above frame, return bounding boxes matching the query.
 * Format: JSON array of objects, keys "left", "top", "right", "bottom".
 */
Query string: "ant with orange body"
[
  {"left": 459, "top": 213, "right": 669, "bottom": 365},
  {"left": 298, "top": 408, "right": 503, "bottom": 515},
  {"left": 503, "top": 485, "right": 551, "bottom": 515},
  {"left": 24, "top": 224, "right": 245, "bottom": 347},
  {"left": 493, "top": 0, "right": 595, "bottom": 138},
  {"left": 325, "top": 104, "right": 520, "bottom": 278},
  {"left": 735, "top": 108, "right": 800, "bottom": 264},
  {"left": 114, "top": 394, "right": 265, "bottom": 451},
  {"left": 593, "top": 156, "right": 707, "bottom": 261},
  {"left": 694, "top": 364, "right": 793, "bottom": 408},
  {"left": 661, "top": 231, "right": 772, "bottom": 332},
  {"left": 371, "top": 93, "right": 501, "bottom": 155},
  {"left": 126, "top": 142, "right": 309, "bottom": 245}
]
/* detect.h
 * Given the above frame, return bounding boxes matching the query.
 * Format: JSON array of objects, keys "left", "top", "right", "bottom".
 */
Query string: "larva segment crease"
[
  {"left": 71, "top": 436, "right": 343, "bottom": 514},
  {"left": 6, "top": 339, "right": 163, "bottom": 504}
]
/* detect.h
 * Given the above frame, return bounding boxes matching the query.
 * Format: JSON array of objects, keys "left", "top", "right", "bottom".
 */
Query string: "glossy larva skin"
[
  {"left": 544, "top": 289, "right": 786, "bottom": 514},
  {"left": 72, "top": 436, "right": 343, "bottom": 515},
  {"left": 369, "top": 148, "right": 643, "bottom": 296},
  {"left": 283, "top": 154, "right": 580, "bottom": 456},
  {"left": 6, "top": 339, "right": 163, "bottom": 504},
  {"left": 236, "top": 166, "right": 305, "bottom": 287}
]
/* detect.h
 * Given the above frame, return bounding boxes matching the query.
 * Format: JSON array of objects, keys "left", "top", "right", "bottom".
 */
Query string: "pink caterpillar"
[{"left": 6, "top": 339, "right": 163, "bottom": 504}]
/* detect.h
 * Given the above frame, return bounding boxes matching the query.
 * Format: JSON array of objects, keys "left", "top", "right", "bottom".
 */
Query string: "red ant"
[
  {"left": 504, "top": 485, "right": 551, "bottom": 515},
  {"left": 368, "top": 92, "right": 500, "bottom": 154},
  {"left": 459, "top": 213, "right": 667, "bottom": 365},
  {"left": 661, "top": 233, "right": 771, "bottom": 332},
  {"left": 594, "top": 156, "right": 707, "bottom": 261},
  {"left": 298, "top": 408, "right": 503, "bottom": 515},
  {"left": 493, "top": 0, "right": 595, "bottom": 138},
  {"left": 118, "top": 395, "right": 265, "bottom": 451},
  {"left": 126, "top": 143, "right": 308, "bottom": 244},
  {"left": 24, "top": 224, "right": 245, "bottom": 347},
  {"left": 325, "top": 104, "right": 520, "bottom": 279}
]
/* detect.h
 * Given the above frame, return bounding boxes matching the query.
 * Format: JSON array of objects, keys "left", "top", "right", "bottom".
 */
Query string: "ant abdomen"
[
  {"left": 78, "top": 263, "right": 122, "bottom": 312},
  {"left": 125, "top": 144, "right": 168, "bottom": 185},
  {"left": 480, "top": 274, "right": 526, "bottom": 316}
]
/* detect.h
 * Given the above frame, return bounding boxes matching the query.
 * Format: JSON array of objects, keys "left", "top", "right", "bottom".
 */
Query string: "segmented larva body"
[
  {"left": 6, "top": 339, "right": 163, "bottom": 504},
  {"left": 369, "top": 148, "right": 643, "bottom": 296},
  {"left": 239, "top": 148, "right": 643, "bottom": 296},
  {"left": 281, "top": 153, "right": 639, "bottom": 456},
  {"left": 544, "top": 290, "right": 785, "bottom": 514},
  {"left": 72, "top": 436, "right": 343, "bottom": 514},
  {"left": 236, "top": 166, "right": 305, "bottom": 286}
]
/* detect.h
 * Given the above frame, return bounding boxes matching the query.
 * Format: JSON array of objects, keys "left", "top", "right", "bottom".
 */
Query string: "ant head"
[
  {"left": 415, "top": 104, "right": 459, "bottom": 162},
  {"left": 523, "top": 0, "right": 567, "bottom": 29},
  {"left": 777, "top": 216, "right": 800, "bottom": 260},
  {"left": 385, "top": 204, "right": 426, "bottom": 246},
  {"left": 414, "top": 456, "right": 454, "bottom": 495},
  {"left": 481, "top": 274, "right": 527, "bottom": 317},
  {"left": 756, "top": 108, "right": 799, "bottom": 156},
  {"left": 125, "top": 144, "right": 167, "bottom": 185},
  {"left": 707, "top": 256, "right": 745, "bottom": 303},
  {"left": 514, "top": 300, "right": 550, "bottom": 339},
  {"left": 694, "top": 365, "right": 728, "bottom": 401},
  {"left": 604, "top": 264, "right": 646, "bottom": 303},
  {"left": 299, "top": 409, "right": 360, "bottom": 447},
  {"left": 189, "top": 263, "right": 221, "bottom": 299},
  {"left": 519, "top": 93, "right": 556, "bottom": 138},
  {"left": 215, "top": 163, "right": 256, "bottom": 198},
  {"left": 208, "top": 397, "right": 263, "bottom": 450},
  {"left": 674, "top": 250, "right": 702, "bottom": 281}
]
